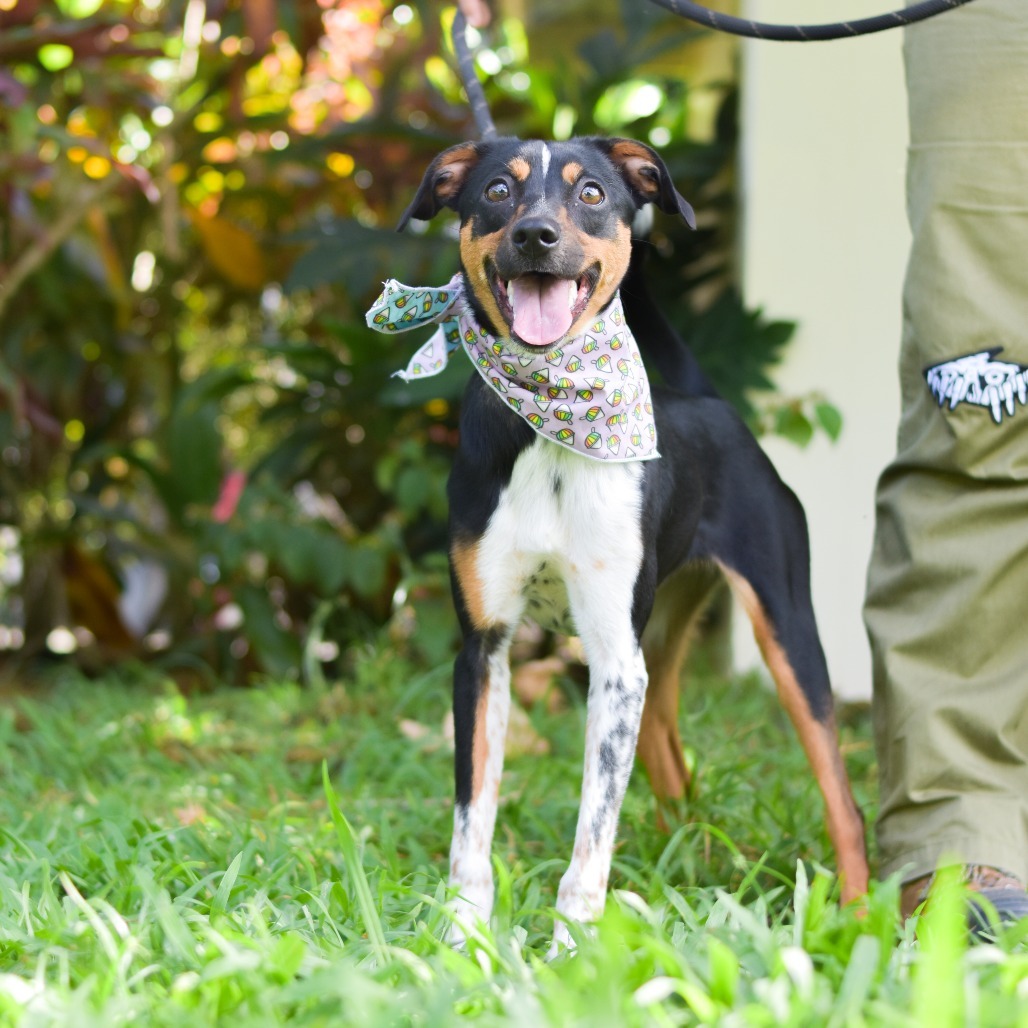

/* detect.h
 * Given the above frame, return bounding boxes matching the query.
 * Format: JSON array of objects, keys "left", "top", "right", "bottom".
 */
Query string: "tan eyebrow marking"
[
  {"left": 508, "top": 157, "right": 531, "bottom": 182},
  {"left": 562, "top": 162, "right": 583, "bottom": 185}
]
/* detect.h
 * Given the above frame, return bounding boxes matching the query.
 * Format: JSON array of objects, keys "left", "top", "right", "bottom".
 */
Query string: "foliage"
[
  {"left": 0, "top": 0, "right": 836, "bottom": 681},
  {"left": 1, "top": 658, "right": 1026, "bottom": 1024}
]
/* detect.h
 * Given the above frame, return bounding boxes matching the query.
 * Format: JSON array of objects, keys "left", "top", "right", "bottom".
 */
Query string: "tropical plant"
[{"left": 0, "top": 0, "right": 836, "bottom": 682}]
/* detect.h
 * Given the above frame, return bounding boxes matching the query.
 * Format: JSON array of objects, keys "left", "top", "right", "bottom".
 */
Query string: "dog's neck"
[{"left": 366, "top": 276, "right": 660, "bottom": 463}]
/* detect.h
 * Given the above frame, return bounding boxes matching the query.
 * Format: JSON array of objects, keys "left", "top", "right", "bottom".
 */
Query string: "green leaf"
[
  {"left": 394, "top": 465, "right": 431, "bottom": 516},
  {"left": 593, "top": 80, "right": 664, "bottom": 131},
  {"left": 38, "top": 45, "right": 74, "bottom": 71},
  {"left": 55, "top": 0, "right": 104, "bottom": 15},
  {"left": 348, "top": 542, "right": 387, "bottom": 600},
  {"left": 274, "top": 523, "right": 325, "bottom": 586},
  {"left": 165, "top": 399, "right": 223, "bottom": 511},
  {"left": 815, "top": 402, "right": 844, "bottom": 441},
  {"left": 773, "top": 406, "right": 815, "bottom": 448},
  {"left": 237, "top": 586, "right": 302, "bottom": 677},
  {"left": 284, "top": 220, "right": 456, "bottom": 297},
  {"left": 314, "top": 536, "right": 350, "bottom": 595}
]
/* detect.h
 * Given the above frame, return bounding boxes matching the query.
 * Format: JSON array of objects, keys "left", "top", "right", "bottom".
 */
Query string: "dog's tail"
[{"left": 621, "top": 238, "right": 719, "bottom": 400}]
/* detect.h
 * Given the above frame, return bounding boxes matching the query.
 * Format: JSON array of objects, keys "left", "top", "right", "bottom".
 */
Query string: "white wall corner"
[{"left": 734, "top": 1, "right": 910, "bottom": 701}]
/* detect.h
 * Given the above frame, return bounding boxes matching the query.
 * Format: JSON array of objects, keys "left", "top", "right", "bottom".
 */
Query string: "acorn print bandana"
[{"left": 366, "top": 275, "right": 659, "bottom": 463}]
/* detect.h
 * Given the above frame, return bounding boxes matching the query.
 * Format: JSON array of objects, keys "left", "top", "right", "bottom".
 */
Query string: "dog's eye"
[
  {"left": 485, "top": 180, "right": 510, "bottom": 203},
  {"left": 579, "top": 183, "right": 605, "bottom": 206}
]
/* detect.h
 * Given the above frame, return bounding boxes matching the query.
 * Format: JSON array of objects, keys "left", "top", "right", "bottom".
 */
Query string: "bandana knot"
[{"left": 366, "top": 275, "right": 659, "bottom": 463}]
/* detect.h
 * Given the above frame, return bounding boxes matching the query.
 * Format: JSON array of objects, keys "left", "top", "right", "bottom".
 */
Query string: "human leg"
[{"left": 865, "top": 0, "right": 1028, "bottom": 898}]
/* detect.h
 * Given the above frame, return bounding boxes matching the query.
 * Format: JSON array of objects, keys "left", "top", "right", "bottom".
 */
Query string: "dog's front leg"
[
  {"left": 448, "top": 625, "right": 512, "bottom": 942},
  {"left": 551, "top": 588, "right": 650, "bottom": 957}
]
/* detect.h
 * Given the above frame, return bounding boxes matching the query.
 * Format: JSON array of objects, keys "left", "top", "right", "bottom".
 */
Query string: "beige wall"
[{"left": 736, "top": 2, "right": 909, "bottom": 700}]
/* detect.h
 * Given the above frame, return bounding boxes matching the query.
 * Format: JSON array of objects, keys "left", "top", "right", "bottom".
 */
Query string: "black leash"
[
  {"left": 452, "top": 10, "right": 498, "bottom": 139},
  {"left": 647, "top": 0, "right": 977, "bottom": 42},
  {"left": 449, "top": 0, "right": 978, "bottom": 134}
]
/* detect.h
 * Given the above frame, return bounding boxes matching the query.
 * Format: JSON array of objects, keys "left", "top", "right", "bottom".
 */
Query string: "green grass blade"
[
  {"left": 321, "top": 761, "right": 389, "bottom": 964},
  {"left": 211, "top": 851, "right": 245, "bottom": 919},
  {"left": 828, "top": 934, "right": 879, "bottom": 1028},
  {"left": 912, "top": 865, "right": 966, "bottom": 1028}
]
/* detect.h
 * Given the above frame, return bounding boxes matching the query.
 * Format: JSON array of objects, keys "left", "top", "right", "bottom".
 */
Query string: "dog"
[{"left": 393, "top": 135, "right": 869, "bottom": 953}]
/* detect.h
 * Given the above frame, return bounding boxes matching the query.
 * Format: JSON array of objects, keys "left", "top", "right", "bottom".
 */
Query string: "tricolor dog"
[{"left": 370, "top": 135, "right": 869, "bottom": 953}]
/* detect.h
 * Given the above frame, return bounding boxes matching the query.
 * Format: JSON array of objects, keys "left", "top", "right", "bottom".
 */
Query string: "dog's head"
[{"left": 398, "top": 137, "right": 695, "bottom": 353}]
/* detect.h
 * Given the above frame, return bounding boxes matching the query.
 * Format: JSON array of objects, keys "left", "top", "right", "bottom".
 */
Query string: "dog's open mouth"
[{"left": 491, "top": 267, "right": 599, "bottom": 350}]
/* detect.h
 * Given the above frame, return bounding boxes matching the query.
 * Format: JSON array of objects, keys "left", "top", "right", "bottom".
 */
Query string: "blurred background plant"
[{"left": 0, "top": 0, "right": 839, "bottom": 684}]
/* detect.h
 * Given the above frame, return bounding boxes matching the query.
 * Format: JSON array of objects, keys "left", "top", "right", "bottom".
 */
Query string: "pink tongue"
[{"left": 510, "top": 276, "right": 575, "bottom": 348}]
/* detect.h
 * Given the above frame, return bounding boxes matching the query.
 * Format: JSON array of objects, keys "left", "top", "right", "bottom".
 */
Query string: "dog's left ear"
[
  {"left": 592, "top": 137, "right": 696, "bottom": 230},
  {"left": 397, "top": 142, "right": 482, "bottom": 231}
]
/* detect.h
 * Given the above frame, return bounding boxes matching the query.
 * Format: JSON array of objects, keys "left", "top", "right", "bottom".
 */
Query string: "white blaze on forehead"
[{"left": 516, "top": 142, "right": 550, "bottom": 205}]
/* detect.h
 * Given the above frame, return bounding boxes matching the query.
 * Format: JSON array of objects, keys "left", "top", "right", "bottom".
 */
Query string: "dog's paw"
[
  {"left": 546, "top": 917, "right": 599, "bottom": 961},
  {"left": 555, "top": 866, "right": 606, "bottom": 924},
  {"left": 444, "top": 889, "right": 493, "bottom": 949},
  {"left": 546, "top": 919, "right": 577, "bottom": 962},
  {"left": 444, "top": 915, "right": 472, "bottom": 950}
]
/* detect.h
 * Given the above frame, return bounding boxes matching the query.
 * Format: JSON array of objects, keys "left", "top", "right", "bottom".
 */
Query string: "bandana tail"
[
  {"left": 365, "top": 276, "right": 465, "bottom": 381},
  {"left": 392, "top": 324, "right": 457, "bottom": 381}
]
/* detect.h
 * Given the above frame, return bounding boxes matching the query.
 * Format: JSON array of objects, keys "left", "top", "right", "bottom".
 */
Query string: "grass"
[{"left": 0, "top": 647, "right": 1027, "bottom": 1025}]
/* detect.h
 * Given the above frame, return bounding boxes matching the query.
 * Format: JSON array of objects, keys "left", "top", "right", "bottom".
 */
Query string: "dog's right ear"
[
  {"left": 590, "top": 137, "right": 696, "bottom": 230},
  {"left": 397, "top": 142, "right": 481, "bottom": 231}
]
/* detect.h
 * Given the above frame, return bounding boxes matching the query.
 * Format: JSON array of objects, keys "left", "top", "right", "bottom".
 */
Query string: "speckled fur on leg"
[
  {"left": 551, "top": 649, "right": 648, "bottom": 956},
  {"left": 550, "top": 482, "right": 649, "bottom": 955}
]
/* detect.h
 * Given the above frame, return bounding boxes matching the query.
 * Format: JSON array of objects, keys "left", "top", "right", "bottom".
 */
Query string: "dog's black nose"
[{"left": 512, "top": 217, "right": 561, "bottom": 258}]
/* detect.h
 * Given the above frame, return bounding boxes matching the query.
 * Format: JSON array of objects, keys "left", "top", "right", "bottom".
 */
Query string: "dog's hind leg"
[
  {"left": 638, "top": 563, "right": 722, "bottom": 820},
  {"left": 709, "top": 487, "right": 869, "bottom": 903}
]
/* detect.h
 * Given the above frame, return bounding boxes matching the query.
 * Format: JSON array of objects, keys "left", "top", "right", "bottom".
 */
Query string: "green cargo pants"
[{"left": 864, "top": 0, "right": 1028, "bottom": 885}]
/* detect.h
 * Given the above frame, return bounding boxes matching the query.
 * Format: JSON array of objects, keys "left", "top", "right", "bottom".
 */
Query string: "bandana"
[{"left": 365, "top": 275, "right": 659, "bottom": 463}]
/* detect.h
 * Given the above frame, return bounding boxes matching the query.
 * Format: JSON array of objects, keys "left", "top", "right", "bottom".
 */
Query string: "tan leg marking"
[
  {"left": 720, "top": 566, "right": 869, "bottom": 903},
  {"left": 451, "top": 538, "right": 491, "bottom": 631},
  {"left": 638, "top": 566, "right": 723, "bottom": 820},
  {"left": 471, "top": 678, "right": 491, "bottom": 803}
]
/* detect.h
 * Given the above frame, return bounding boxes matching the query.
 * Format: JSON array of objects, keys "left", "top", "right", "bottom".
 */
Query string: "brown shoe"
[
  {"left": 900, "top": 873, "right": 932, "bottom": 920},
  {"left": 900, "top": 865, "right": 1028, "bottom": 934}
]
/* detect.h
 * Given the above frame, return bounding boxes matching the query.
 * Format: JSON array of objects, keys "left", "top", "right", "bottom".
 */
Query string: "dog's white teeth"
[
  {"left": 506, "top": 282, "right": 514, "bottom": 311},
  {"left": 568, "top": 281, "right": 577, "bottom": 309}
]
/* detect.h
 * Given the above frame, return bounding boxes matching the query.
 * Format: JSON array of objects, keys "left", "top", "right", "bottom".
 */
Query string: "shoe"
[{"left": 901, "top": 865, "right": 1028, "bottom": 937}]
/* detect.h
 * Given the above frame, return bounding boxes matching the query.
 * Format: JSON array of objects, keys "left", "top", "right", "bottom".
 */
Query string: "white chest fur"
[{"left": 473, "top": 439, "right": 647, "bottom": 636}]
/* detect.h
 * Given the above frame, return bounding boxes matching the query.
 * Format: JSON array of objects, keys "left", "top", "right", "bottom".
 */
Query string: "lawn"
[{"left": 0, "top": 648, "right": 1026, "bottom": 1026}]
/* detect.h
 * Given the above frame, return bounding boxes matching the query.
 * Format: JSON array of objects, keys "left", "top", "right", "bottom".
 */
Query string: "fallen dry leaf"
[
  {"left": 512, "top": 656, "right": 567, "bottom": 712},
  {"left": 285, "top": 745, "right": 330, "bottom": 763},
  {"left": 174, "top": 802, "right": 206, "bottom": 826},
  {"left": 505, "top": 703, "right": 550, "bottom": 757},
  {"left": 398, "top": 718, "right": 431, "bottom": 742}
]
